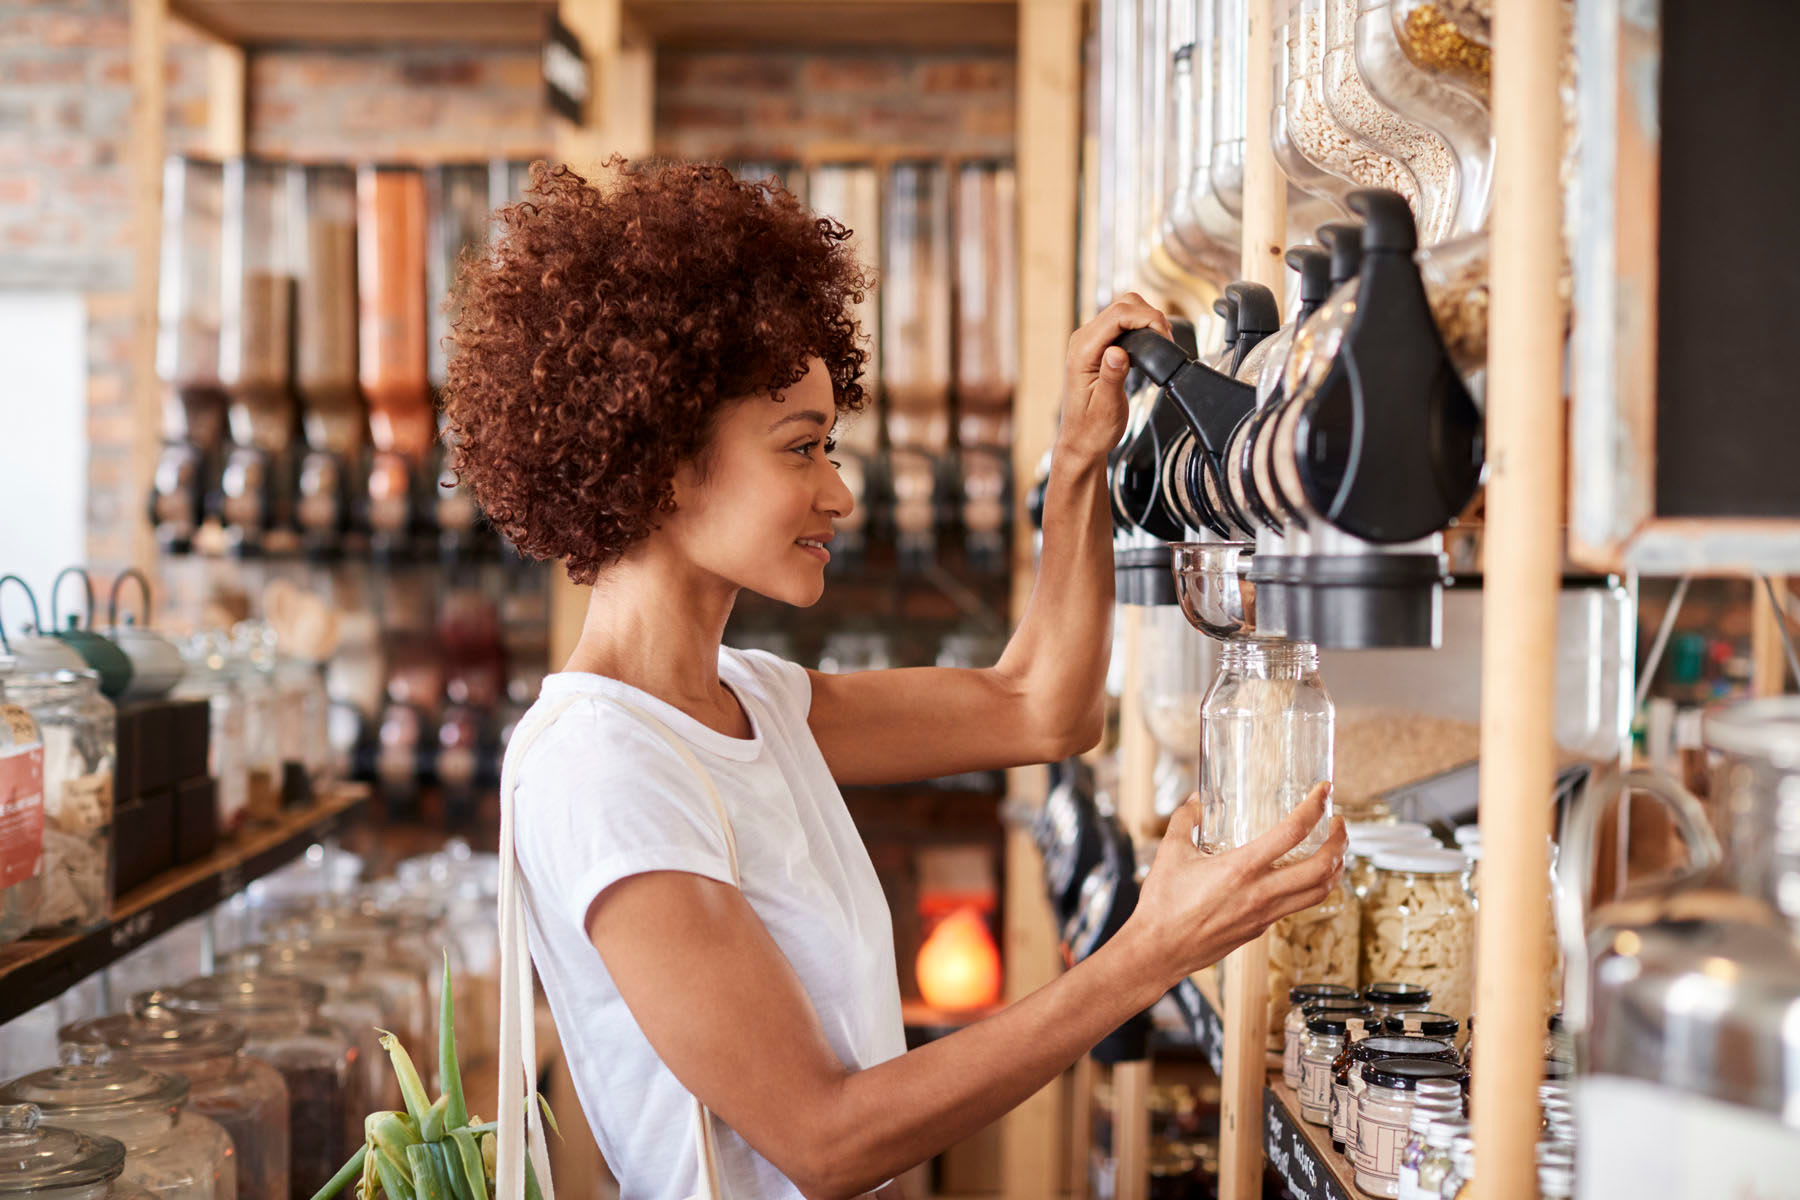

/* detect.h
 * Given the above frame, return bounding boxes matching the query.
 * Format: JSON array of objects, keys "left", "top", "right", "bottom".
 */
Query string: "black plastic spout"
[
  {"left": 1287, "top": 245, "right": 1332, "bottom": 325},
  {"left": 1318, "top": 221, "right": 1364, "bottom": 290}
]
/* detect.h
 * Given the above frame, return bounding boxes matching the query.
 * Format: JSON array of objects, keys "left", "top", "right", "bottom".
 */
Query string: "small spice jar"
[
  {"left": 140, "top": 976, "right": 356, "bottom": 1200},
  {"left": 1299, "top": 1012, "right": 1356, "bottom": 1126},
  {"left": 61, "top": 1011, "right": 289, "bottom": 1200},
  {"left": 1411, "top": 1115, "right": 1468, "bottom": 1200},
  {"left": 1441, "top": 1131, "right": 1476, "bottom": 1197},
  {"left": 0, "top": 1103, "right": 154, "bottom": 1200},
  {"left": 1282, "top": 984, "right": 1358, "bottom": 1089},
  {"left": 1350, "top": 1060, "right": 1467, "bottom": 1197},
  {"left": 0, "top": 1047, "right": 236, "bottom": 1200},
  {"left": 1362, "top": 982, "right": 1432, "bottom": 1027},
  {"left": 1393, "top": 1080, "right": 1463, "bottom": 1200},
  {"left": 1339, "top": 1036, "right": 1458, "bottom": 1155}
]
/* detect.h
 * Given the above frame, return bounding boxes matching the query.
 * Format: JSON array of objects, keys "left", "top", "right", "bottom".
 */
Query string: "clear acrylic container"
[
  {"left": 1160, "top": 21, "right": 1229, "bottom": 281},
  {"left": 1273, "top": 5, "right": 1355, "bottom": 216},
  {"left": 288, "top": 165, "right": 361, "bottom": 457},
  {"left": 425, "top": 164, "right": 491, "bottom": 394},
  {"left": 1417, "top": 231, "right": 1490, "bottom": 375},
  {"left": 1169, "top": 0, "right": 1242, "bottom": 274},
  {"left": 141, "top": 976, "right": 356, "bottom": 1200},
  {"left": 219, "top": 159, "right": 295, "bottom": 456},
  {"left": 806, "top": 163, "right": 883, "bottom": 460},
  {"left": 1284, "top": 0, "right": 1418, "bottom": 203},
  {"left": 1200, "top": 638, "right": 1334, "bottom": 863},
  {"left": 156, "top": 157, "right": 228, "bottom": 452},
  {"left": 1360, "top": 848, "right": 1475, "bottom": 1032},
  {"left": 0, "top": 693, "right": 46, "bottom": 945},
  {"left": 227, "top": 628, "right": 281, "bottom": 826},
  {"left": 1209, "top": 0, "right": 1248, "bottom": 224},
  {"left": 58, "top": 1016, "right": 286, "bottom": 1200},
  {"left": 0, "top": 1104, "right": 142, "bottom": 1200},
  {"left": 356, "top": 166, "right": 432, "bottom": 463},
  {"left": 1321, "top": 0, "right": 1456, "bottom": 241},
  {"left": 173, "top": 635, "right": 246, "bottom": 835},
  {"left": 0, "top": 1048, "right": 236, "bottom": 1200},
  {"left": 1267, "top": 874, "right": 1361, "bottom": 1055},
  {"left": 4, "top": 670, "right": 114, "bottom": 935}
]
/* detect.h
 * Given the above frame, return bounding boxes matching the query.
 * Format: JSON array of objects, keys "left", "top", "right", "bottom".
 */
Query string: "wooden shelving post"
[{"left": 1472, "top": 0, "right": 1566, "bottom": 1194}]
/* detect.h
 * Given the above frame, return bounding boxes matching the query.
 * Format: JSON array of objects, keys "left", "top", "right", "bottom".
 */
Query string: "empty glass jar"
[
  {"left": 1200, "top": 638, "right": 1334, "bottom": 863},
  {"left": 0, "top": 1104, "right": 152, "bottom": 1200},
  {"left": 60, "top": 1013, "right": 288, "bottom": 1200},
  {"left": 0, "top": 1048, "right": 236, "bottom": 1200}
]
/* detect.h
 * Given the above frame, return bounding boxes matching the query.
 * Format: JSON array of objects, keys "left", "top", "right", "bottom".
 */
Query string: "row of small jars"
[{"left": 1397, "top": 1080, "right": 1577, "bottom": 1200}]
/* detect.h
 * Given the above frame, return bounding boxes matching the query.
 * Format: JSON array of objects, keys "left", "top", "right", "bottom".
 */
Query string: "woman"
[{"left": 444, "top": 160, "right": 1344, "bottom": 1200}]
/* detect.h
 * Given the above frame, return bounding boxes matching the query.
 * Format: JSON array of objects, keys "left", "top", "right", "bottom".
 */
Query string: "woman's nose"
[{"left": 822, "top": 459, "right": 856, "bottom": 520}]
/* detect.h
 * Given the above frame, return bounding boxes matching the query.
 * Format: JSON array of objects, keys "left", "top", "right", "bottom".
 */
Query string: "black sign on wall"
[{"left": 543, "top": 15, "right": 591, "bottom": 124}]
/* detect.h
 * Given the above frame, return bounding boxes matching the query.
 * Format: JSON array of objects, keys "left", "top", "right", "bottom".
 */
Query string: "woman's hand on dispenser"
[
  {"left": 1123, "top": 782, "right": 1346, "bottom": 987},
  {"left": 1058, "top": 294, "right": 1174, "bottom": 461}
]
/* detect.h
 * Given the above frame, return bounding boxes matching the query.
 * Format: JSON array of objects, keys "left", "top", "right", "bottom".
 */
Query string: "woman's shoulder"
[
  {"left": 720, "top": 644, "right": 813, "bottom": 719},
  {"left": 512, "top": 686, "right": 695, "bottom": 796}
]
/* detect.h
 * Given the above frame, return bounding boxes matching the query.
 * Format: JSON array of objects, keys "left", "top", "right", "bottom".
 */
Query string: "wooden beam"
[
  {"left": 999, "top": 0, "right": 1081, "bottom": 1197},
  {"left": 1753, "top": 576, "right": 1791, "bottom": 697},
  {"left": 1472, "top": 0, "right": 1566, "bottom": 1195},
  {"left": 1112, "top": 1060, "right": 1151, "bottom": 1200},
  {"left": 205, "top": 39, "right": 248, "bottom": 159},
  {"left": 129, "top": 0, "right": 170, "bottom": 578}
]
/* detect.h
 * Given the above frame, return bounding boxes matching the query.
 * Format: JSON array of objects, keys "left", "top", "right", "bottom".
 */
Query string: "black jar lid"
[
  {"left": 1542, "top": 1057, "right": 1574, "bottom": 1080},
  {"left": 1363, "top": 982, "right": 1432, "bottom": 1006},
  {"left": 1382, "top": 1011, "right": 1460, "bottom": 1039},
  {"left": 1307, "top": 1010, "right": 1376, "bottom": 1036},
  {"left": 1302, "top": 1000, "right": 1373, "bottom": 1020},
  {"left": 1288, "top": 983, "right": 1357, "bottom": 1006},
  {"left": 1361, "top": 1058, "right": 1469, "bottom": 1091},
  {"left": 1351, "top": 1035, "right": 1456, "bottom": 1064}
]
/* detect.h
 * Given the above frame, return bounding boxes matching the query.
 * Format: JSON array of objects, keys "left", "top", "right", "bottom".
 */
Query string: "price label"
[
  {"left": 109, "top": 910, "right": 155, "bottom": 950},
  {"left": 1264, "top": 1090, "right": 1352, "bottom": 1200}
]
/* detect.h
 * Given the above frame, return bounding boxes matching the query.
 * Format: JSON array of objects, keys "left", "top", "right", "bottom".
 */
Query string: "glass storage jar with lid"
[
  {"left": 227, "top": 627, "right": 281, "bottom": 826},
  {"left": 1352, "top": 1061, "right": 1466, "bottom": 1196},
  {"left": 1199, "top": 638, "right": 1334, "bottom": 862},
  {"left": 0, "top": 1047, "right": 235, "bottom": 1200},
  {"left": 1337, "top": 1035, "right": 1457, "bottom": 1158},
  {"left": 1267, "top": 872, "right": 1360, "bottom": 1060},
  {"left": 173, "top": 636, "right": 246, "bottom": 834},
  {"left": 1361, "top": 981, "right": 1432, "bottom": 1025},
  {"left": 1298, "top": 1011, "right": 1356, "bottom": 1125},
  {"left": 0, "top": 1104, "right": 155, "bottom": 1200},
  {"left": 268, "top": 908, "right": 429, "bottom": 1075},
  {"left": 4, "top": 668, "right": 115, "bottom": 935},
  {"left": 1347, "top": 822, "right": 1438, "bottom": 901},
  {"left": 1361, "top": 847, "right": 1475, "bottom": 1032},
  {"left": 138, "top": 976, "right": 356, "bottom": 1200},
  {"left": 0, "top": 685, "right": 46, "bottom": 945},
  {"left": 218, "top": 943, "right": 398, "bottom": 1114},
  {"left": 1381, "top": 1010, "right": 1458, "bottom": 1041},
  {"left": 1282, "top": 983, "right": 1358, "bottom": 1087},
  {"left": 60, "top": 1013, "right": 288, "bottom": 1200}
]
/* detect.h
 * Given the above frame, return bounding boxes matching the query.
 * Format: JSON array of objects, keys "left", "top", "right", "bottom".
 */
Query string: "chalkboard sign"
[{"left": 1570, "top": 0, "right": 1800, "bottom": 574}]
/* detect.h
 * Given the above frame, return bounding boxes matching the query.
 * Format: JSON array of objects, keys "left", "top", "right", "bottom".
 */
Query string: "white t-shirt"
[{"left": 512, "top": 646, "right": 907, "bottom": 1199}]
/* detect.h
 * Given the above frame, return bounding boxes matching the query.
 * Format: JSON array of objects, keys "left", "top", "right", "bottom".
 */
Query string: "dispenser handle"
[
  {"left": 1213, "top": 294, "right": 1239, "bottom": 346},
  {"left": 1346, "top": 188, "right": 1418, "bottom": 254},
  {"left": 1285, "top": 245, "right": 1332, "bottom": 308},
  {"left": 1114, "top": 328, "right": 1191, "bottom": 386},
  {"left": 1316, "top": 221, "right": 1364, "bottom": 286},
  {"left": 1224, "top": 281, "right": 1280, "bottom": 336},
  {"left": 1556, "top": 768, "right": 1722, "bottom": 1035}
]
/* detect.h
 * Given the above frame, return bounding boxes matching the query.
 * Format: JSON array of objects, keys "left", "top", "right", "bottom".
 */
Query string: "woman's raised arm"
[{"left": 587, "top": 788, "right": 1343, "bottom": 1200}]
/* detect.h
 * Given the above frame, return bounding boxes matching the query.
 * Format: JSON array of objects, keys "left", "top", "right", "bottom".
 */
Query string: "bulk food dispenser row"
[{"left": 1028, "top": 0, "right": 1800, "bottom": 1197}]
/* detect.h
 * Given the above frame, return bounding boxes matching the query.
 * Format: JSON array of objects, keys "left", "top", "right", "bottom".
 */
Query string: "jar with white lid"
[
  {"left": 0, "top": 1048, "right": 235, "bottom": 1200},
  {"left": 1360, "top": 847, "right": 1475, "bottom": 1031},
  {"left": 1413, "top": 1117, "right": 1468, "bottom": 1199},
  {"left": 1346, "top": 822, "right": 1436, "bottom": 902},
  {"left": 1339, "top": 1036, "right": 1457, "bottom": 1156},
  {"left": 59, "top": 1012, "right": 288, "bottom": 1200},
  {"left": 1394, "top": 1080, "right": 1464, "bottom": 1200},
  {"left": 1282, "top": 983, "right": 1358, "bottom": 1088},
  {"left": 1350, "top": 1058, "right": 1466, "bottom": 1196},
  {"left": 0, "top": 1104, "right": 154, "bottom": 1200}
]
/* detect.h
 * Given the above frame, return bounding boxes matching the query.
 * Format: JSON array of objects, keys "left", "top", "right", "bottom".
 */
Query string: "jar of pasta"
[
  {"left": 1360, "top": 848, "right": 1475, "bottom": 1033},
  {"left": 1361, "top": 981, "right": 1432, "bottom": 1027},
  {"left": 1282, "top": 984, "right": 1358, "bottom": 1088},
  {"left": 1267, "top": 873, "right": 1361, "bottom": 1061},
  {"left": 1345, "top": 822, "right": 1436, "bottom": 903}
]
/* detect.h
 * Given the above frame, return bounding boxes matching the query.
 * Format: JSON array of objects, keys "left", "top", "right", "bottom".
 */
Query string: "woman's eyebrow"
[{"left": 766, "top": 409, "right": 833, "bottom": 433}]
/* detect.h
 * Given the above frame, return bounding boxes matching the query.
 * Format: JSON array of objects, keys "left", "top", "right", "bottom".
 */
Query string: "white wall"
[{"left": 0, "top": 291, "right": 87, "bottom": 633}]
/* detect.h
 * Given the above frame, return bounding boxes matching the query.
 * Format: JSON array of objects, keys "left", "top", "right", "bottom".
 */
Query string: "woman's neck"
[{"left": 560, "top": 545, "right": 747, "bottom": 731}]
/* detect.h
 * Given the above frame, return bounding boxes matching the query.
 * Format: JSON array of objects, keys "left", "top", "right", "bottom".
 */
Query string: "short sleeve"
[
  {"left": 512, "top": 698, "right": 737, "bottom": 933},
  {"left": 726, "top": 647, "right": 813, "bottom": 720}
]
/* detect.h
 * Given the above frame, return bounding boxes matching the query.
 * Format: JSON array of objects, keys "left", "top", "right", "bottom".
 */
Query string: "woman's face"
[{"left": 666, "top": 356, "right": 855, "bottom": 607}]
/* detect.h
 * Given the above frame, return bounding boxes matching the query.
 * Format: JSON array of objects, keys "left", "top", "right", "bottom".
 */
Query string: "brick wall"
[{"left": 0, "top": 4, "right": 1014, "bottom": 576}]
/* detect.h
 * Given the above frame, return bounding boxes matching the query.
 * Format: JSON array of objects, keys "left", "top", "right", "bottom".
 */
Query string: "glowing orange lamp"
[{"left": 915, "top": 905, "right": 1002, "bottom": 1011}]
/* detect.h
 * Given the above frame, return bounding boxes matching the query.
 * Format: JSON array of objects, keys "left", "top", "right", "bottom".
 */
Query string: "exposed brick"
[
  {"left": 656, "top": 101, "right": 748, "bottom": 133},
  {"left": 401, "top": 58, "right": 481, "bottom": 87},
  {"left": 916, "top": 58, "right": 1015, "bottom": 94},
  {"left": 800, "top": 58, "right": 907, "bottom": 93}
]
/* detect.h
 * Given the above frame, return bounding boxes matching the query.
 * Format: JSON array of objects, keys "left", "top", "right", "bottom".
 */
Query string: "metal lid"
[
  {"left": 223, "top": 942, "right": 364, "bottom": 977},
  {"left": 1306, "top": 1011, "right": 1372, "bottom": 1036},
  {"left": 1351, "top": 1035, "right": 1455, "bottom": 1063},
  {"left": 60, "top": 1012, "right": 246, "bottom": 1063},
  {"left": 1426, "top": 1116, "right": 1471, "bottom": 1147},
  {"left": 0, "top": 1105, "right": 126, "bottom": 1194},
  {"left": 1703, "top": 697, "right": 1800, "bottom": 770},
  {"left": 1362, "top": 982, "right": 1432, "bottom": 1006},
  {"left": 0, "top": 1047, "right": 187, "bottom": 1117},
  {"left": 1381, "top": 1011, "right": 1459, "bottom": 1038},
  {"left": 1360, "top": 1057, "right": 1468, "bottom": 1091},
  {"left": 1369, "top": 847, "right": 1468, "bottom": 874},
  {"left": 1287, "top": 983, "right": 1357, "bottom": 1006},
  {"left": 140, "top": 973, "right": 326, "bottom": 1016},
  {"left": 1345, "top": 820, "right": 1432, "bottom": 841}
]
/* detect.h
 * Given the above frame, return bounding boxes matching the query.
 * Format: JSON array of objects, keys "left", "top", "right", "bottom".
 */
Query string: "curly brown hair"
[{"left": 440, "top": 158, "right": 872, "bottom": 584}]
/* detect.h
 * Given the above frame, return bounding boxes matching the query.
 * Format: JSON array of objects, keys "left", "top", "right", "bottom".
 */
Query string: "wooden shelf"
[
  {"left": 171, "top": 0, "right": 556, "bottom": 46},
  {"left": 0, "top": 784, "right": 370, "bottom": 1025}
]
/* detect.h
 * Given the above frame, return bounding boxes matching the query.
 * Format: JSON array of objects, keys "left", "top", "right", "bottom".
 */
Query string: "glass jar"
[
  {"left": 1284, "top": 0, "right": 1417, "bottom": 201},
  {"left": 1199, "top": 639, "right": 1334, "bottom": 863},
  {"left": 0, "top": 695, "right": 46, "bottom": 945},
  {"left": 0, "top": 1048, "right": 236, "bottom": 1200},
  {"left": 1351, "top": 1061, "right": 1466, "bottom": 1197},
  {"left": 1361, "top": 981, "right": 1432, "bottom": 1027},
  {"left": 141, "top": 976, "right": 356, "bottom": 1200},
  {"left": 0, "top": 1103, "right": 139, "bottom": 1200},
  {"left": 217, "top": 944, "right": 399, "bottom": 1115},
  {"left": 155, "top": 157, "right": 228, "bottom": 453},
  {"left": 5, "top": 670, "right": 115, "bottom": 935},
  {"left": 881, "top": 160, "right": 952, "bottom": 554},
  {"left": 269, "top": 908, "right": 430, "bottom": 1074},
  {"left": 1411, "top": 1116, "right": 1467, "bottom": 1200},
  {"left": 1298, "top": 1014, "right": 1350, "bottom": 1125},
  {"left": 1282, "top": 984, "right": 1358, "bottom": 1088},
  {"left": 1393, "top": 1082, "right": 1463, "bottom": 1200},
  {"left": 1440, "top": 1132, "right": 1474, "bottom": 1198},
  {"left": 1339, "top": 1036, "right": 1458, "bottom": 1159},
  {"left": 173, "top": 635, "right": 246, "bottom": 835},
  {"left": 1267, "top": 873, "right": 1360, "bottom": 1059},
  {"left": 1346, "top": 823, "right": 1436, "bottom": 904},
  {"left": 1537, "top": 1158, "right": 1573, "bottom": 1200},
  {"left": 1273, "top": 1, "right": 1355, "bottom": 215},
  {"left": 1417, "top": 231, "right": 1490, "bottom": 376},
  {"left": 1361, "top": 848, "right": 1475, "bottom": 1032},
  {"left": 227, "top": 628, "right": 281, "bottom": 826},
  {"left": 60, "top": 1013, "right": 288, "bottom": 1200}
]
